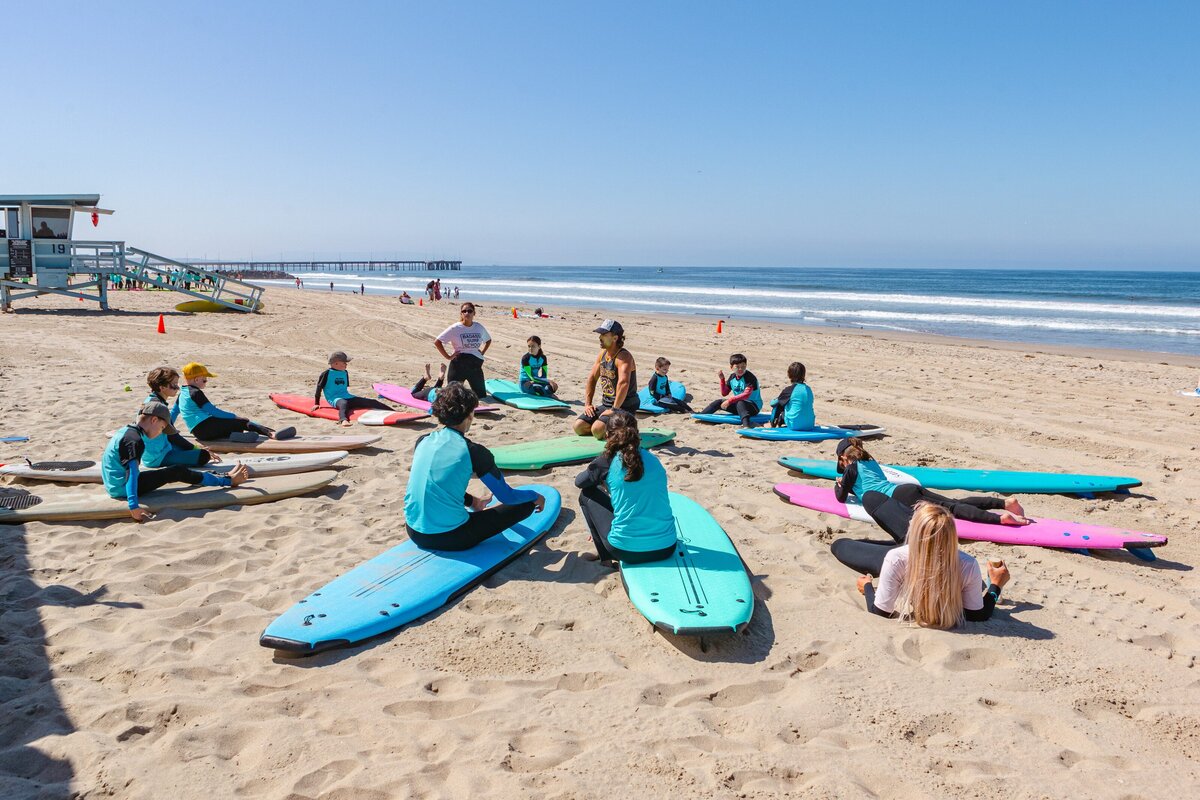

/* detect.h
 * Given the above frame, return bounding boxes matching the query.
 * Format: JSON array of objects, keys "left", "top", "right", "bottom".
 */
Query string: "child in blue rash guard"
[
  {"left": 313, "top": 351, "right": 395, "bottom": 427},
  {"left": 769, "top": 361, "right": 816, "bottom": 430},
  {"left": 179, "top": 363, "right": 295, "bottom": 442},
  {"left": 411, "top": 362, "right": 447, "bottom": 402},
  {"left": 519, "top": 336, "right": 559, "bottom": 396},
  {"left": 101, "top": 402, "right": 249, "bottom": 523},
  {"left": 647, "top": 357, "right": 692, "bottom": 413},
  {"left": 699, "top": 353, "right": 762, "bottom": 427},
  {"left": 403, "top": 382, "right": 546, "bottom": 551},
  {"left": 575, "top": 410, "right": 677, "bottom": 565},
  {"left": 143, "top": 367, "right": 220, "bottom": 468}
]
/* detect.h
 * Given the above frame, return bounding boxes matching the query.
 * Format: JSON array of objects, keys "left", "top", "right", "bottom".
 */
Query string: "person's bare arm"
[
  {"left": 582, "top": 352, "right": 602, "bottom": 415},
  {"left": 434, "top": 340, "right": 452, "bottom": 360}
]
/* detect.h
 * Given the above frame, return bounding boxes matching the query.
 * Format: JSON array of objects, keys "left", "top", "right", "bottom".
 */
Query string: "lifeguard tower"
[{"left": 0, "top": 194, "right": 264, "bottom": 312}]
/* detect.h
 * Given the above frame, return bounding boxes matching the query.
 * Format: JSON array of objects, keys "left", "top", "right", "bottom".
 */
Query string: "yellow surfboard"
[{"left": 176, "top": 299, "right": 265, "bottom": 313}]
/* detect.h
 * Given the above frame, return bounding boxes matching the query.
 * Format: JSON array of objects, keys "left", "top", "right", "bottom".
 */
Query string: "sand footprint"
[
  {"left": 500, "top": 730, "right": 582, "bottom": 773},
  {"left": 382, "top": 697, "right": 482, "bottom": 721},
  {"left": 768, "top": 638, "right": 839, "bottom": 677}
]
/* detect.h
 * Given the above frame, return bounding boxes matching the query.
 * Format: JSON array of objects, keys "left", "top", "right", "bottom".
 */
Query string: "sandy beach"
[{"left": 2, "top": 286, "right": 1199, "bottom": 799}]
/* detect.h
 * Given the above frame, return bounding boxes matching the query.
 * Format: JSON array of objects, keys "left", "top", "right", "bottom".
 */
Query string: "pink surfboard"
[
  {"left": 269, "top": 393, "right": 428, "bottom": 426},
  {"left": 773, "top": 483, "right": 1167, "bottom": 553},
  {"left": 373, "top": 383, "right": 500, "bottom": 414}
]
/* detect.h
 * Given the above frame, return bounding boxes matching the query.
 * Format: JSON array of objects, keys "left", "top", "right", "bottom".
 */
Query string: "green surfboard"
[
  {"left": 621, "top": 493, "right": 754, "bottom": 636},
  {"left": 484, "top": 379, "right": 570, "bottom": 411},
  {"left": 491, "top": 428, "right": 676, "bottom": 470}
]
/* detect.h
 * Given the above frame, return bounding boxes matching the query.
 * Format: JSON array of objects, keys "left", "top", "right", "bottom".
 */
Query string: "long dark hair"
[{"left": 603, "top": 410, "right": 643, "bottom": 481}]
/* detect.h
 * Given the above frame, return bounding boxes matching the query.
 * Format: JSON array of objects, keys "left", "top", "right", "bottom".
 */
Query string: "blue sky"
[{"left": 7, "top": 2, "right": 1199, "bottom": 268}]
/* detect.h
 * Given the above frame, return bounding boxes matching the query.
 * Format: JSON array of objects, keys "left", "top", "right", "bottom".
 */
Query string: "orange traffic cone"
[
  {"left": 716, "top": 320, "right": 724, "bottom": 334},
  {"left": 512, "top": 308, "right": 518, "bottom": 318},
  {"left": 418, "top": 298, "right": 424, "bottom": 307},
  {"left": 157, "top": 314, "right": 166, "bottom": 334}
]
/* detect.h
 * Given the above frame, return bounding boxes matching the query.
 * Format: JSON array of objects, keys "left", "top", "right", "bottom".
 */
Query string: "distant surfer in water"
[
  {"left": 574, "top": 320, "right": 639, "bottom": 440},
  {"left": 403, "top": 382, "right": 545, "bottom": 550},
  {"left": 575, "top": 411, "right": 677, "bottom": 566}
]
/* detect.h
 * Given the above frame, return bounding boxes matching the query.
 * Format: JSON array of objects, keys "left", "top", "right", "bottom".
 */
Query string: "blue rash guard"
[
  {"left": 140, "top": 392, "right": 197, "bottom": 467},
  {"left": 519, "top": 353, "right": 550, "bottom": 386},
  {"left": 101, "top": 426, "right": 149, "bottom": 505},
  {"left": 403, "top": 427, "right": 538, "bottom": 535},
  {"left": 314, "top": 368, "right": 355, "bottom": 406},
  {"left": 834, "top": 458, "right": 897, "bottom": 503},
  {"left": 591, "top": 448, "right": 677, "bottom": 553},
  {"left": 178, "top": 385, "right": 238, "bottom": 431},
  {"left": 771, "top": 383, "right": 815, "bottom": 430},
  {"left": 726, "top": 372, "right": 762, "bottom": 411}
]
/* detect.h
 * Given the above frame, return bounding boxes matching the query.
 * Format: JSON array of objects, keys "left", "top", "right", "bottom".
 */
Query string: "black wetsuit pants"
[
  {"left": 137, "top": 465, "right": 205, "bottom": 495},
  {"left": 407, "top": 501, "right": 536, "bottom": 552},
  {"left": 653, "top": 396, "right": 692, "bottom": 413},
  {"left": 862, "top": 484, "right": 1007, "bottom": 542},
  {"left": 335, "top": 397, "right": 392, "bottom": 422},
  {"left": 700, "top": 399, "right": 760, "bottom": 426},
  {"left": 411, "top": 376, "right": 445, "bottom": 401},
  {"left": 447, "top": 354, "right": 488, "bottom": 401},
  {"left": 578, "top": 486, "right": 678, "bottom": 564},
  {"left": 191, "top": 417, "right": 273, "bottom": 441}
]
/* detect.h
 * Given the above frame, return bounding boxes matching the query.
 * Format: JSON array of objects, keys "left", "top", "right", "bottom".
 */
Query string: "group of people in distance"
[{"left": 103, "top": 301, "right": 1018, "bottom": 631}]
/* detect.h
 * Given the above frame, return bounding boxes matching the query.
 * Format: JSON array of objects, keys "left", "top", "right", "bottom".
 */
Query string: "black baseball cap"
[
  {"left": 593, "top": 319, "right": 624, "bottom": 336},
  {"left": 139, "top": 401, "right": 177, "bottom": 434}
]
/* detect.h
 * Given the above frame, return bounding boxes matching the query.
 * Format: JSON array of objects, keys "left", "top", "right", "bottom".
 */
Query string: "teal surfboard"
[
  {"left": 737, "top": 424, "right": 885, "bottom": 442},
  {"left": 260, "top": 486, "right": 561, "bottom": 655},
  {"left": 621, "top": 493, "right": 754, "bottom": 636},
  {"left": 484, "top": 379, "right": 570, "bottom": 411},
  {"left": 777, "top": 457, "right": 1141, "bottom": 496},
  {"left": 690, "top": 411, "right": 772, "bottom": 425},
  {"left": 492, "top": 429, "right": 676, "bottom": 471}
]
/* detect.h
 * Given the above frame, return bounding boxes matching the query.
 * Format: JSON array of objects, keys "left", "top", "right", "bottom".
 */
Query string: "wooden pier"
[{"left": 187, "top": 260, "right": 462, "bottom": 273}]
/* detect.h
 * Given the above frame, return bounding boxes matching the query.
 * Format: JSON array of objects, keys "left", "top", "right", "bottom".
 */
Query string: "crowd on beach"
[{"left": 96, "top": 299, "right": 1038, "bottom": 631}]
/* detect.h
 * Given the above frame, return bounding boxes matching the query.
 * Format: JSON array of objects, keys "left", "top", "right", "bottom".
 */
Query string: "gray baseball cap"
[{"left": 139, "top": 401, "right": 177, "bottom": 434}]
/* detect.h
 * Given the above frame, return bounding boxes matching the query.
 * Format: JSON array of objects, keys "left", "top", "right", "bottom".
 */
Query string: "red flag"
[{"left": 91, "top": 211, "right": 99, "bottom": 227}]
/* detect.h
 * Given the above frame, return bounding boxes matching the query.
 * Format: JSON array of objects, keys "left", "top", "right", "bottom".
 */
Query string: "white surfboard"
[
  {"left": 0, "top": 451, "right": 350, "bottom": 483},
  {"left": 0, "top": 470, "right": 337, "bottom": 523}
]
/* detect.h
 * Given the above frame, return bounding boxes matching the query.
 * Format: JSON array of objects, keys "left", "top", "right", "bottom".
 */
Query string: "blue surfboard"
[
  {"left": 0, "top": 436, "right": 30, "bottom": 443},
  {"left": 637, "top": 381, "right": 687, "bottom": 414},
  {"left": 260, "top": 486, "right": 562, "bottom": 655},
  {"left": 621, "top": 493, "right": 754, "bottom": 636},
  {"left": 737, "top": 424, "right": 885, "bottom": 442},
  {"left": 777, "top": 457, "right": 1141, "bottom": 496},
  {"left": 690, "top": 411, "right": 772, "bottom": 425}
]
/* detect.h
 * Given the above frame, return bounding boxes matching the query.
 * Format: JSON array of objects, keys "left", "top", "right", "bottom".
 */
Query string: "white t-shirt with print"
[{"left": 437, "top": 322, "right": 491, "bottom": 360}]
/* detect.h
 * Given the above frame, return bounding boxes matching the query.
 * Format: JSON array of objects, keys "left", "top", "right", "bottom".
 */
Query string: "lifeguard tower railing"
[{"left": 0, "top": 240, "right": 264, "bottom": 312}]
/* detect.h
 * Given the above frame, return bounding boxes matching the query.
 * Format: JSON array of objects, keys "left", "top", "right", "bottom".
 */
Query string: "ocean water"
[{"left": 257, "top": 266, "right": 1200, "bottom": 356}]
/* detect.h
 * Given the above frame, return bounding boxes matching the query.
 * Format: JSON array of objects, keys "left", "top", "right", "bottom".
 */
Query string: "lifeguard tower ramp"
[{"left": 0, "top": 195, "right": 264, "bottom": 313}]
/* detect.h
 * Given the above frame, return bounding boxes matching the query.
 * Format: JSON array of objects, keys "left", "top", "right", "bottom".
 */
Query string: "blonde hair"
[{"left": 895, "top": 504, "right": 964, "bottom": 629}]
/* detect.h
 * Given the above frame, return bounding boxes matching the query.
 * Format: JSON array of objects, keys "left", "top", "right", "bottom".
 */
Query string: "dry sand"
[{"left": 2, "top": 286, "right": 1199, "bottom": 799}]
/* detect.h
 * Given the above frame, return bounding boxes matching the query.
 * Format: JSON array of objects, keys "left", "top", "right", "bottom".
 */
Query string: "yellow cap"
[{"left": 182, "top": 362, "right": 216, "bottom": 380}]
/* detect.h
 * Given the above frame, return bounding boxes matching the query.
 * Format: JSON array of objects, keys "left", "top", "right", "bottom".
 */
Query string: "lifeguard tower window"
[{"left": 32, "top": 208, "right": 69, "bottom": 239}]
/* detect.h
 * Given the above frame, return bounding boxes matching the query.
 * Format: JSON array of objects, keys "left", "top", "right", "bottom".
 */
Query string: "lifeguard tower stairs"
[{"left": 1, "top": 195, "right": 264, "bottom": 313}]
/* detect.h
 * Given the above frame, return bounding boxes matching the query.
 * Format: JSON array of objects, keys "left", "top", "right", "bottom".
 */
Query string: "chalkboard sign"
[{"left": 8, "top": 239, "right": 33, "bottom": 278}]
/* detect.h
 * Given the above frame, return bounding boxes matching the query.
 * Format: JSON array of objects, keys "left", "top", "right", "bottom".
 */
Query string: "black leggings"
[
  {"left": 700, "top": 398, "right": 760, "bottom": 426},
  {"left": 654, "top": 396, "right": 692, "bottom": 413},
  {"left": 447, "top": 354, "right": 487, "bottom": 400},
  {"left": 862, "top": 484, "right": 1006, "bottom": 542},
  {"left": 577, "top": 486, "right": 678, "bottom": 564},
  {"left": 191, "top": 417, "right": 272, "bottom": 441},
  {"left": 411, "top": 375, "right": 444, "bottom": 401},
  {"left": 830, "top": 537, "right": 899, "bottom": 577},
  {"left": 336, "top": 396, "right": 392, "bottom": 422},
  {"left": 407, "top": 501, "right": 536, "bottom": 551},
  {"left": 137, "top": 465, "right": 205, "bottom": 495}
]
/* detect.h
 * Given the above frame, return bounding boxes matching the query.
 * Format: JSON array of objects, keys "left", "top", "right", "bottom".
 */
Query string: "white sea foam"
[{"left": 280, "top": 274, "right": 1200, "bottom": 319}]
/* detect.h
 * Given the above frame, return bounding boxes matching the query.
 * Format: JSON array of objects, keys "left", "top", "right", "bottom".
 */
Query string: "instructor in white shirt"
[{"left": 435, "top": 301, "right": 492, "bottom": 400}]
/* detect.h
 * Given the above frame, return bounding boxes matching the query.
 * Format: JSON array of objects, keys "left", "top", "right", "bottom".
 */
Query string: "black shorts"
[{"left": 577, "top": 403, "right": 639, "bottom": 426}]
